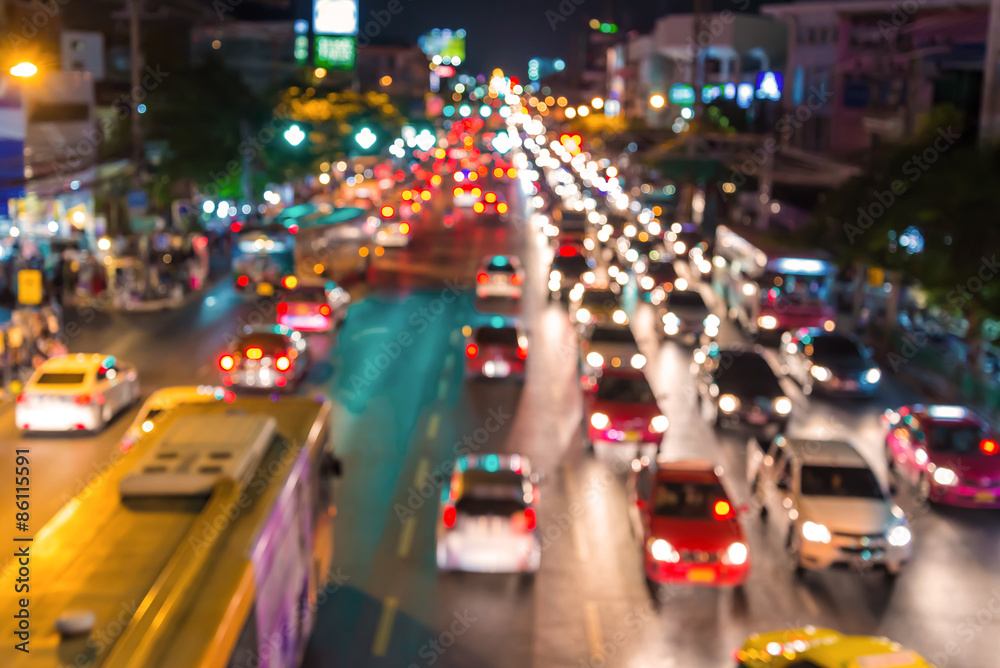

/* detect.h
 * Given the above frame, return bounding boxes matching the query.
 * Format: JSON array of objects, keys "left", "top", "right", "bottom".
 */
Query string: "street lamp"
[
  {"left": 9, "top": 62, "right": 37, "bottom": 77},
  {"left": 355, "top": 127, "right": 377, "bottom": 150},
  {"left": 284, "top": 125, "right": 306, "bottom": 146},
  {"left": 591, "top": 97, "right": 604, "bottom": 109},
  {"left": 650, "top": 94, "right": 665, "bottom": 109}
]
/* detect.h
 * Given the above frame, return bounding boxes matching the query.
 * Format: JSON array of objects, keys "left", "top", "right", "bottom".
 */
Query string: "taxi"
[
  {"left": 584, "top": 369, "right": 667, "bottom": 454},
  {"left": 16, "top": 354, "right": 139, "bottom": 433},
  {"left": 734, "top": 627, "right": 934, "bottom": 667},
  {"left": 884, "top": 404, "right": 1000, "bottom": 507},
  {"left": 119, "top": 385, "right": 225, "bottom": 452}
]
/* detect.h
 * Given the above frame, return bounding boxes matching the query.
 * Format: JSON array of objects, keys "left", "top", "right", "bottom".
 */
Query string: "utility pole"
[{"left": 129, "top": 0, "right": 143, "bottom": 188}]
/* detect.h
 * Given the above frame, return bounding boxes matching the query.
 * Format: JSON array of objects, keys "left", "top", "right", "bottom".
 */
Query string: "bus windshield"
[{"left": 761, "top": 270, "right": 832, "bottom": 306}]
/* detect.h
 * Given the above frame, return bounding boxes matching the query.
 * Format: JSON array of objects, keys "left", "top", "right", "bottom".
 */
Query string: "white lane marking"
[
  {"left": 449, "top": 329, "right": 461, "bottom": 345},
  {"left": 584, "top": 601, "right": 604, "bottom": 661},
  {"left": 426, "top": 413, "right": 440, "bottom": 440},
  {"left": 371, "top": 597, "right": 398, "bottom": 656},
  {"left": 397, "top": 517, "right": 417, "bottom": 558},
  {"left": 351, "top": 326, "right": 389, "bottom": 341},
  {"left": 438, "top": 377, "right": 448, "bottom": 399},
  {"left": 443, "top": 354, "right": 454, "bottom": 372}
]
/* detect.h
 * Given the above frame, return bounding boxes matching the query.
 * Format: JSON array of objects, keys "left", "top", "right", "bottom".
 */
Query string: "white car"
[
  {"left": 16, "top": 354, "right": 139, "bottom": 432},
  {"left": 748, "top": 436, "right": 912, "bottom": 576},
  {"left": 476, "top": 255, "right": 524, "bottom": 299},
  {"left": 120, "top": 385, "right": 225, "bottom": 452},
  {"left": 437, "top": 454, "right": 541, "bottom": 575}
]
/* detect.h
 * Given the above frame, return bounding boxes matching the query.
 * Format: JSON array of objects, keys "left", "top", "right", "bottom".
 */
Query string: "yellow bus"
[{"left": 1, "top": 396, "right": 342, "bottom": 668}]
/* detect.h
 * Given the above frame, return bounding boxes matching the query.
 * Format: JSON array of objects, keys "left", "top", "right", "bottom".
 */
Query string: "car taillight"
[
  {"left": 319, "top": 304, "right": 332, "bottom": 316},
  {"left": 237, "top": 275, "right": 249, "bottom": 287},
  {"left": 75, "top": 394, "right": 92, "bottom": 405},
  {"left": 277, "top": 302, "right": 288, "bottom": 315},
  {"left": 473, "top": 202, "right": 485, "bottom": 213},
  {"left": 281, "top": 276, "right": 297, "bottom": 289},
  {"left": 16, "top": 394, "right": 27, "bottom": 404},
  {"left": 712, "top": 500, "right": 733, "bottom": 520},
  {"left": 497, "top": 202, "right": 508, "bottom": 214},
  {"left": 245, "top": 347, "right": 263, "bottom": 360},
  {"left": 476, "top": 272, "right": 489, "bottom": 284},
  {"left": 399, "top": 222, "right": 410, "bottom": 234},
  {"left": 517, "top": 347, "right": 528, "bottom": 360},
  {"left": 220, "top": 354, "right": 235, "bottom": 371},
  {"left": 381, "top": 205, "right": 395, "bottom": 217},
  {"left": 524, "top": 508, "right": 537, "bottom": 530},
  {"left": 982, "top": 439, "right": 998, "bottom": 455},
  {"left": 276, "top": 356, "right": 291, "bottom": 371},
  {"left": 466, "top": 344, "right": 478, "bottom": 357},
  {"left": 511, "top": 274, "right": 523, "bottom": 285},
  {"left": 443, "top": 505, "right": 457, "bottom": 528},
  {"left": 453, "top": 186, "right": 462, "bottom": 196},
  {"left": 472, "top": 187, "right": 482, "bottom": 197},
  {"left": 485, "top": 192, "right": 497, "bottom": 203}
]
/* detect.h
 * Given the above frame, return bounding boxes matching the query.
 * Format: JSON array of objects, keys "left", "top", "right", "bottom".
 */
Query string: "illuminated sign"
[
  {"left": 435, "top": 64, "right": 455, "bottom": 77},
  {"left": 419, "top": 29, "right": 466, "bottom": 63},
  {"left": 755, "top": 71, "right": 783, "bottom": 101},
  {"left": 736, "top": 82, "right": 754, "bottom": 109},
  {"left": 315, "top": 35, "right": 356, "bottom": 70},
  {"left": 724, "top": 83, "right": 736, "bottom": 100},
  {"left": 294, "top": 35, "right": 308, "bottom": 64},
  {"left": 772, "top": 257, "right": 829, "bottom": 275},
  {"left": 669, "top": 84, "right": 695, "bottom": 105},
  {"left": 313, "top": 0, "right": 358, "bottom": 36},
  {"left": 702, "top": 85, "right": 721, "bottom": 104}
]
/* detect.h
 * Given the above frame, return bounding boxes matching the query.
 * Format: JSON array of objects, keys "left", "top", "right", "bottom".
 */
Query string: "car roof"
[
  {"left": 38, "top": 353, "right": 108, "bottom": 373},
  {"left": 653, "top": 458, "right": 721, "bottom": 481},
  {"left": 901, "top": 404, "right": 986, "bottom": 428},
  {"left": 777, "top": 437, "right": 869, "bottom": 468},
  {"left": 143, "top": 386, "right": 224, "bottom": 410},
  {"left": 456, "top": 453, "right": 530, "bottom": 475}
]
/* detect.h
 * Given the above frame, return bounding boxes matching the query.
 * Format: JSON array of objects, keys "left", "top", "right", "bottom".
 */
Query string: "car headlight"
[
  {"left": 773, "top": 397, "right": 792, "bottom": 415},
  {"left": 758, "top": 315, "right": 778, "bottom": 330},
  {"left": 650, "top": 415, "right": 669, "bottom": 433},
  {"left": 608, "top": 265, "right": 619, "bottom": 277},
  {"left": 590, "top": 412, "right": 610, "bottom": 429},
  {"left": 718, "top": 394, "right": 739, "bottom": 413},
  {"left": 550, "top": 270, "right": 562, "bottom": 282},
  {"left": 612, "top": 309, "right": 628, "bottom": 324},
  {"left": 586, "top": 352, "right": 604, "bottom": 368},
  {"left": 663, "top": 312, "right": 680, "bottom": 326},
  {"left": 582, "top": 271, "right": 595, "bottom": 284},
  {"left": 640, "top": 276, "right": 655, "bottom": 290},
  {"left": 576, "top": 308, "right": 591, "bottom": 323},
  {"left": 673, "top": 241, "right": 686, "bottom": 255},
  {"left": 810, "top": 365, "right": 832, "bottom": 382},
  {"left": 802, "top": 521, "right": 831, "bottom": 544},
  {"left": 631, "top": 354, "right": 646, "bottom": 369},
  {"left": 887, "top": 525, "right": 911, "bottom": 547},
  {"left": 865, "top": 368, "right": 881, "bottom": 384},
  {"left": 724, "top": 541, "right": 748, "bottom": 565},
  {"left": 933, "top": 467, "right": 958, "bottom": 486},
  {"left": 649, "top": 538, "right": 680, "bottom": 563},
  {"left": 703, "top": 314, "right": 720, "bottom": 328},
  {"left": 675, "top": 277, "right": 688, "bottom": 290},
  {"left": 616, "top": 272, "right": 629, "bottom": 285}
]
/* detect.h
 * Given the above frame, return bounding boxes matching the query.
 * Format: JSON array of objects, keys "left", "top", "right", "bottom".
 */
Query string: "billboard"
[
  {"left": 313, "top": 0, "right": 358, "bottom": 36},
  {"left": 418, "top": 29, "right": 466, "bottom": 62},
  {"left": 315, "top": 35, "right": 356, "bottom": 70}
]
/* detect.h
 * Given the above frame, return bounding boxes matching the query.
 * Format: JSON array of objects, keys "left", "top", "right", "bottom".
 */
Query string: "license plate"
[
  {"left": 624, "top": 431, "right": 640, "bottom": 441},
  {"left": 687, "top": 568, "right": 715, "bottom": 582},
  {"left": 257, "top": 283, "right": 273, "bottom": 296},
  {"left": 747, "top": 413, "right": 767, "bottom": 425},
  {"left": 975, "top": 491, "right": 996, "bottom": 503}
]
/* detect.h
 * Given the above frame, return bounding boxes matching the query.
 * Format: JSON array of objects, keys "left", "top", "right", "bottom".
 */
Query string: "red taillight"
[
  {"left": 466, "top": 344, "right": 478, "bottom": 357},
  {"left": 982, "top": 439, "right": 998, "bottom": 455},
  {"left": 288, "top": 224, "right": 299, "bottom": 234},
  {"left": 281, "top": 276, "right": 297, "bottom": 289},
  {"left": 399, "top": 222, "right": 410, "bottom": 235},
  {"left": 276, "top": 356, "right": 291, "bottom": 371},
  {"left": 246, "top": 347, "right": 263, "bottom": 360},
  {"left": 16, "top": 394, "right": 27, "bottom": 404},
  {"left": 558, "top": 246, "right": 577, "bottom": 257},
  {"left": 524, "top": 508, "right": 537, "bottom": 530},
  {"left": 319, "top": 304, "right": 332, "bottom": 316},
  {"left": 712, "top": 500, "right": 733, "bottom": 520},
  {"left": 220, "top": 355, "right": 235, "bottom": 371},
  {"left": 473, "top": 202, "right": 485, "bottom": 213},
  {"left": 497, "top": 202, "right": 508, "bottom": 214},
  {"left": 277, "top": 302, "right": 288, "bottom": 315},
  {"left": 511, "top": 274, "right": 523, "bottom": 285},
  {"left": 230, "top": 221, "right": 242, "bottom": 233},
  {"left": 476, "top": 272, "right": 489, "bottom": 284},
  {"left": 237, "top": 275, "right": 249, "bottom": 287},
  {"left": 74, "top": 394, "right": 91, "bottom": 405},
  {"left": 485, "top": 192, "right": 497, "bottom": 203},
  {"left": 381, "top": 205, "right": 395, "bottom": 218},
  {"left": 443, "top": 505, "right": 457, "bottom": 528},
  {"left": 453, "top": 186, "right": 462, "bottom": 196},
  {"left": 517, "top": 347, "right": 528, "bottom": 360}
]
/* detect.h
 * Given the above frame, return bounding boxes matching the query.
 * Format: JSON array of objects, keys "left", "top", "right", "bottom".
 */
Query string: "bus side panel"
[{"left": 250, "top": 446, "right": 313, "bottom": 668}]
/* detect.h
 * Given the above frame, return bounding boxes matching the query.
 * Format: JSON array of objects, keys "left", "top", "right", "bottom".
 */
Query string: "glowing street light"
[
  {"left": 9, "top": 62, "right": 37, "bottom": 77},
  {"left": 284, "top": 124, "right": 306, "bottom": 146},
  {"left": 355, "top": 127, "right": 378, "bottom": 149},
  {"left": 650, "top": 94, "right": 666, "bottom": 109}
]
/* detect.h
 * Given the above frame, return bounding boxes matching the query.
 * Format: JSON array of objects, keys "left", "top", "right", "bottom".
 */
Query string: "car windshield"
[
  {"left": 474, "top": 327, "right": 518, "bottom": 346},
  {"left": 596, "top": 376, "right": 655, "bottom": 403},
  {"left": 928, "top": 425, "right": 988, "bottom": 454},
  {"left": 282, "top": 288, "right": 329, "bottom": 303},
  {"left": 800, "top": 465, "right": 884, "bottom": 498},
  {"left": 646, "top": 262, "right": 678, "bottom": 281},
  {"left": 810, "top": 336, "right": 862, "bottom": 361},
  {"left": 454, "top": 497, "right": 527, "bottom": 517},
  {"left": 487, "top": 259, "right": 515, "bottom": 272},
  {"left": 715, "top": 355, "right": 782, "bottom": 395},
  {"left": 581, "top": 291, "right": 621, "bottom": 308},
  {"left": 239, "top": 333, "right": 289, "bottom": 354},
  {"left": 552, "top": 255, "right": 593, "bottom": 276},
  {"left": 652, "top": 481, "right": 727, "bottom": 519},
  {"left": 667, "top": 291, "right": 707, "bottom": 310},
  {"left": 35, "top": 372, "right": 87, "bottom": 385},
  {"left": 590, "top": 327, "right": 636, "bottom": 344}
]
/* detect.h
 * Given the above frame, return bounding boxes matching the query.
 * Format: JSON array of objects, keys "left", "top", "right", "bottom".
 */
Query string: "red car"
[
  {"left": 583, "top": 370, "right": 667, "bottom": 451},
  {"left": 465, "top": 325, "right": 528, "bottom": 379},
  {"left": 629, "top": 459, "right": 750, "bottom": 588},
  {"left": 884, "top": 404, "right": 1000, "bottom": 508}
]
